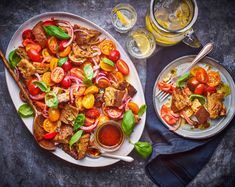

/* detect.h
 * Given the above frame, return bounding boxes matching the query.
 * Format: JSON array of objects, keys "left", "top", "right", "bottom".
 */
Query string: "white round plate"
[
  {"left": 153, "top": 55, "right": 235, "bottom": 139},
  {"left": 5, "top": 12, "right": 146, "bottom": 167}
]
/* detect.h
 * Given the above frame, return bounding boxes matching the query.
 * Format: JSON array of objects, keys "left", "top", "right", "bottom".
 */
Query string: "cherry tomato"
[
  {"left": 49, "top": 57, "right": 58, "bottom": 71},
  {"left": 60, "top": 76, "right": 71, "bottom": 88},
  {"left": 59, "top": 46, "right": 71, "bottom": 57},
  {"left": 70, "top": 68, "right": 85, "bottom": 80},
  {"left": 187, "top": 77, "right": 200, "bottom": 92},
  {"left": 51, "top": 67, "right": 65, "bottom": 83},
  {"left": 84, "top": 117, "right": 95, "bottom": 127},
  {"left": 27, "top": 49, "right": 42, "bottom": 62},
  {"left": 109, "top": 50, "right": 120, "bottom": 62},
  {"left": 34, "top": 101, "right": 46, "bottom": 111},
  {"left": 194, "top": 84, "right": 206, "bottom": 95},
  {"left": 160, "top": 105, "right": 177, "bottom": 125},
  {"left": 43, "top": 119, "right": 58, "bottom": 132},
  {"left": 195, "top": 68, "right": 208, "bottom": 83},
  {"left": 82, "top": 94, "right": 95, "bottom": 109},
  {"left": 207, "top": 71, "right": 221, "bottom": 87},
  {"left": 104, "top": 107, "right": 123, "bottom": 119},
  {"left": 43, "top": 132, "right": 57, "bottom": 140},
  {"left": 22, "top": 39, "right": 35, "bottom": 47},
  {"left": 205, "top": 86, "right": 216, "bottom": 94},
  {"left": 47, "top": 36, "right": 58, "bottom": 54},
  {"left": 26, "top": 43, "right": 42, "bottom": 53},
  {"left": 62, "top": 60, "right": 73, "bottom": 72},
  {"left": 43, "top": 20, "right": 56, "bottom": 26},
  {"left": 100, "top": 60, "right": 115, "bottom": 72},
  {"left": 116, "top": 59, "right": 129, "bottom": 75},
  {"left": 97, "top": 78, "right": 110, "bottom": 88},
  {"left": 59, "top": 40, "right": 68, "bottom": 51},
  {"left": 48, "top": 108, "right": 60, "bottom": 122},
  {"left": 98, "top": 40, "right": 116, "bottom": 55},
  {"left": 158, "top": 81, "right": 175, "bottom": 94},
  {"left": 97, "top": 115, "right": 110, "bottom": 126},
  {"left": 85, "top": 108, "right": 100, "bottom": 119},
  {"left": 27, "top": 79, "right": 41, "bottom": 96},
  {"left": 190, "top": 66, "right": 204, "bottom": 76},
  {"left": 22, "top": 29, "right": 33, "bottom": 40},
  {"left": 84, "top": 85, "right": 99, "bottom": 95},
  {"left": 127, "top": 102, "right": 139, "bottom": 115}
]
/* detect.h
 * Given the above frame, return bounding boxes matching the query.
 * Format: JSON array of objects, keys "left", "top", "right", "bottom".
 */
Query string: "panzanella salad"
[
  {"left": 9, "top": 18, "right": 151, "bottom": 160},
  {"left": 158, "top": 65, "right": 231, "bottom": 131}
]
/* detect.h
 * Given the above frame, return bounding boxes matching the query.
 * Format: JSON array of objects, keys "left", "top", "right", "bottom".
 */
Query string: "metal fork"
[{"left": 156, "top": 42, "right": 214, "bottom": 102}]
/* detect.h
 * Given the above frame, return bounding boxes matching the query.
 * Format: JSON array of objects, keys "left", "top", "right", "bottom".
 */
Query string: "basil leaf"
[
  {"left": 83, "top": 77, "right": 93, "bottom": 86},
  {"left": 33, "top": 80, "right": 50, "bottom": 93},
  {"left": 45, "top": 92, "right": 58, "bottom": 108},
  {"left": 43, "top": 26, "right": 70, "bottom": 39},
  {"left": 102, "top": 58, "right": 115, "bottom": 67},
  {"left": 83, "top": 64, "right": 94, "bottom": 80},
  {"left": 134, "top": 141, "right": 153, "bottom": 158},
  {"left": 8, "top": 49, "right": 21, "bottom": 69},
  {"left": 69, "top": 130, "right": 83, "bottom": 148},
  {"left": 18, "top": 103, "right": 34, "bottom": 118},
  {"left": 73, "top": 114, "right": 85, "bottom": 131},
  {"left": 58, "top": 57, "right": 68, "bottom": 66},
  {"left": 138, "top": 104, "right": 147, "bottom": 117},
  {"left": 121, "top": 110, "right": 135, "bottom": 137},
  {"left": 176, "top": 72, "right": 190, "bottom": 88}
]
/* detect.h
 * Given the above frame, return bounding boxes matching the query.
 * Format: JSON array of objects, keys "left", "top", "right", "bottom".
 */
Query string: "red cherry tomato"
[
  {"left": 26, "top": 43, "right": 42, "bottom": 53},
  {"left": 22, "top": 29, "right": 33, "bottom": 40},
  {"left": 194, "top": 84, "right": 206, "bottom": 95},
  {"left": 43, "top": 20, "right": 56, "bottom": 26},
  {"left": 47, "top": 36, "right": 58, "bottom": 54},
  {"left": 43, "top": 132, "right": 57, "bottom": 140},
  {"left": 109, "top": 50, "right": 120, "bottom": 62},
  {"left": 195, "top": 68, "right": 208, "bottom": 83},
  {"left": 22, "top": 39, "right": 35, "bottom": 47},
  {"left": 62, "top": 60, "right": 73, "bottom": 72},
  {"left": 59, "top": 40, "right": 68, "bottom": 51},
  {"left": 158, "top": 81, "right": 175, "bottom": 94},
  {"left": 160, "top": 105, "right": 177, "bottom": 125},
  {"left": 27, "top": 79, "right": 41, "bottom": 96},
  {"left": 187, "top": 77, "right": 200, "bottom": 92},
  {"left": 60, "top": 76, "right": 71, "bottom": 88},
  {"left": 51, "top": 67, "right": 65, "bottom": 83},
  {"left": 27, "top": 49, "right": 42, "bottom": 62},
  {"left": 84, "top": 117, "right": 95, "bottom": 127},
  {"left": 116, "top": 59, "right": 129, "bottom": 76},
  {"left": 206, "top": 86, "right": 216, "bottom": 94},
  {"left": 85, "top": 108, "right": 100, "bottom": 119},
  {"left": 104, "top": 107, "right": 123, "bottom": 119}
]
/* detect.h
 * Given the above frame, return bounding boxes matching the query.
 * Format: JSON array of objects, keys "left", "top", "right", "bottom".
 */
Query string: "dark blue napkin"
[{"left": 144, "top": 43, "right": 232, "bottom": 187}]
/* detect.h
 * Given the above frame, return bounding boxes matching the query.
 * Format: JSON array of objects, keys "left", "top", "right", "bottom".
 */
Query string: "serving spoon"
[
  {"left": 0, "top": 49, "right": 56, "bottom": 151},
  {"left": 86, "top": 147, "right": 134, "bottom": 162}
]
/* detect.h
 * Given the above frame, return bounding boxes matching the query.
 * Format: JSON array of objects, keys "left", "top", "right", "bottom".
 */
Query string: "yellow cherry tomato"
[
  {"left": 59, "top": 46, "right": 71, "bottom": 57},
  {"left": 84, "top": 85, "right": 99, "bottom": 95},
  {"left": 42, "top": 48, "right": 51, "bottom": 62},
  {"left": 42, "top": 72, "right": 55, "bottom": 86},
  {"left": 75, "top": 96, "right": 83, "bottom": 111},
  {"left": 48, "top": 108, "right": 60, "bottom": 122},
  {"left": 113, "top": 71, "right": 124, "bottom": 82},
  {"left": 100, "top": 60, "right": 115, "bottom": 72},
  {"left": 97, "top": 115, "right": 110, "bottom": 126},
  {"left": 75, "top": 86, "right": 86, "bottom": 97},
  {"left": 43, "top": 119, "right": 57, "bottom": 133},
  {"left": 50, "top": 57, "right": 58, "bottom": 71},
  {"left": 127, "top": 102, "right": 139, "bottom": 115},
  {"left": 82, "top": 94, "right": 95, "bottom": 109},
  {"left": 98, "top": 40, "right": 116, "bottom": 55}
]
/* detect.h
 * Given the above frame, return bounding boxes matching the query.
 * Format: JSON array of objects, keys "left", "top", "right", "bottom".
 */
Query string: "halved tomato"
[
  {"left": 207, "top": 71, "right": 221, "bottom": 87},
  {"left": 22, "top": 39, "right": 35, "bottom": 47},
  {"left": 51, "top": 67, "right": 65, "bottom": 83},
  {"left": 59, "top": 46, "right": 71, "bottom": 57},
  {"left": 194, "top": 84, "right": 206, "bottom": 95},
  {"left": 27, "top": 49, "right": 42, "bottom": 62},
  {"left": 48, "top": 36, "right": 58, "bottom": 54},
  {"left": 158, "top": 81, "right": 175, "bottom": 94},
  {"left": 26, "top": 43, "right": 42, "bottom": 53},
  {"left": 70, "top": 68, "right": 84, "bottom": 80},
  {"left": 98, "top": 40, "right": 116, "bottom": 55},
  {"left": 43, "top": 20, "right": 56, "bottom": 26},
  {"left": 116, "top": 59, "right": 129, "bottom": 76},
  {"left": 22, "top": 29, "right": 33, "bottom": 40},
  {"left": 195, "top": 68, "right": 208, "bottom": 83},
  {"left": 97, "top": 78, "right": 110, "bottom": 88},
  {"left": 127, "top": 102, "right": 139, "bottom": 115},
  {"left": 160, "top": 105, "right": 177, "bottom": 125},
  {"left": 85, "top": 108, "right": 100, "bottom": 119},
  {"left": 104, "top": 106, "right": 123, "bottom": 119},
  {"left": 27, "top": 78, "right": 41, "bottom": 96}
]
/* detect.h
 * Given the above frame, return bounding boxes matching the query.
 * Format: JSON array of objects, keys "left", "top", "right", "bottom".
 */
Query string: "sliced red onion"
[
  {"left": 91, "top": 46, "right": 101, "bottom": 57},
  {"left": 69, "top": 84, "right": 80, "bottom": 103},
  {"left": 34, "top": 73, "right": 41, "bottom": 80},
  {"left": 124, "top": 97, "right": 132, "bottom": 111},
  {"left": 109, "top": 79, "right": 116, "bottom": 85},
  {"left": 74, "top": 29, "right": 90, "bottom": 35},
  {"left": 95, "top": 76, "right": 110, "bottom": 85},
  {"left": 42, "top": 56, "right": 51, "bottom": 64},
  {"left": 30, "top": 93, "right": 46, "bottom": 100},
  {"left": 42, "top": 108, "right": 49, "bottom": 118},
  {"left": 92, "top": 56, "right": 100, "bottom": 66},
  {"left": 182, "top": 111, "right": 194, "bottom": 125},
  {"left": 67, "top": 75, "right": 83, "bottom": 84},
  {"left": 169, "top": 122, "right": 180, "bottom": 131},
  {"left": 80, "top": 119, "right": 99, "bottom": 132},
  {"left": 170, "top": 111, "right": 180, "bottom": 118},
  {"left": 93, "top": 65, "right": 100, "bottom": 71}
]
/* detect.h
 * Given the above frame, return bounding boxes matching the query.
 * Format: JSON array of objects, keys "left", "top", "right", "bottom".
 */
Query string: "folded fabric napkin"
[{"left": 144, "top": 42, "right": 233, "bottom": 187}]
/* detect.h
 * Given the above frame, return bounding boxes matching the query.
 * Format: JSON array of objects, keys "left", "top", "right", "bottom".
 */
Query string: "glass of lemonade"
[
  {"left": 126, "top": 28, "right": 156, "bottom": 59},
  {"left": 146, "top": 0, "right": 201, "bottom": 48},
  {"left": 111, "top": 4, "right": 137, "bottom": 33}
]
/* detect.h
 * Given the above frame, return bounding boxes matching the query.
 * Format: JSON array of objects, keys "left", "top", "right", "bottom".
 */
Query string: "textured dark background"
[{"left": 0, "top": 0, "right": 235, "bottom": 186}]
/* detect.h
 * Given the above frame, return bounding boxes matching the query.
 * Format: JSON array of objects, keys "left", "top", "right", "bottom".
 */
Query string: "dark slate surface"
[{"left": 0, "top": 0, "right": 234, "bottom": 186}]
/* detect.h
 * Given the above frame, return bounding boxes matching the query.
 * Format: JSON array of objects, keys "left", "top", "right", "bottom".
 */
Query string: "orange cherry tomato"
[
  {"left": 207, "top": 71, "right": 221, "bottom": 87},
  {"left": 98, "top": 40, "right": 116, "bottom": 55},
  {"left": 51, "top": 67, "right": 65, "bottom": 83},
  {"left": 127, "top": 102, "right": 139, "bottom": 115},
  {"left": 195, "top": 68, "right": 208, "bottom": 83},
  {"left": 26, "top": 43, "right": 42, "bottom": 53},
  {"left": 97, "top": 78, "right": 110, "bottom": 88},
  {"left": 116, "top": 59, "right": 129, "bottom": 76},
  {"left": 49, "top": 57, "right": 58, "bottom": 71},
  {"left": 97, "top": 115, "right": 110, "bottom": 126},
  {"left": 100, "top": 60, "right": 115, "bottom": 72},
  {"left": 43, "top": 119, "right": 57, "bottom": 133},
  {"left": 42, "top": 72, "right": 55, "bottom": 86},
  {"left": 59, "top": 46, "right": 71, "bottom": 57},
  {"left": 27, "top": 48, "right": 42, "bottom": 62},
  {"left": 48, "top": 108, "right": 60, "bottom": 122},
  {"left": 48, "top": 36, "right": 58, "bottom": 54},
  {"left": 190, "top": 66, "right": 204, "bottom": 76}
]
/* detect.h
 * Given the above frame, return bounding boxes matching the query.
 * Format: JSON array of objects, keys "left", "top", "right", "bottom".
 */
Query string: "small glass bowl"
[
  {"left": 111, "top": 3, "right": 137, "bottom": 33},
  {"left": 94, "top": 120, "right": 124, "bottom": 152}
]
